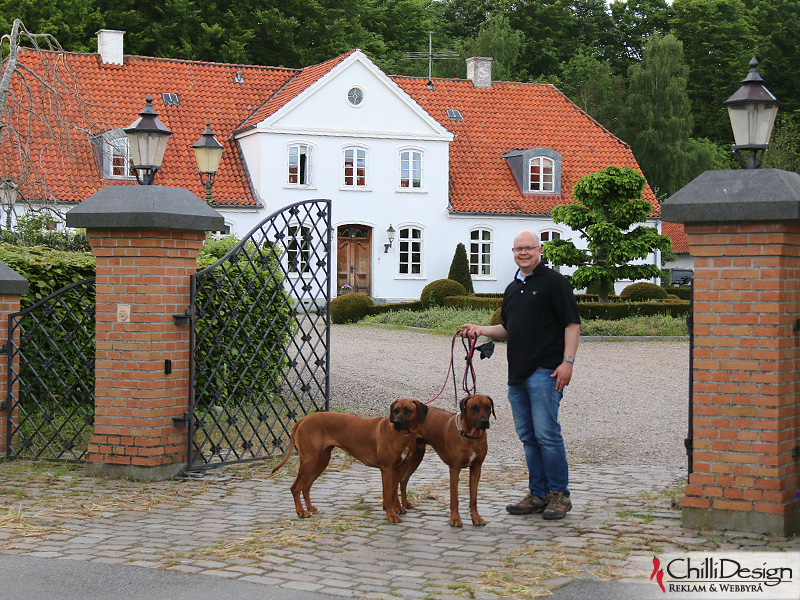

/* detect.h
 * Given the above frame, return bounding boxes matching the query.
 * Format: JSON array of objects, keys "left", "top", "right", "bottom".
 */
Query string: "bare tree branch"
[{"left": 1, "top": 19, "right": 104, "bottom": 214}]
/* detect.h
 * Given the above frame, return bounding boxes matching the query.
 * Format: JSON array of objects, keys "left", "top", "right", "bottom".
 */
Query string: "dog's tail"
[{"left": 271, "top": 420, "right": 299, "bottom": 474}]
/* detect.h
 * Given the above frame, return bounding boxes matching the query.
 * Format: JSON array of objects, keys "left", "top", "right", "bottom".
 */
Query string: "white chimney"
[
  {"left": 96, "top": 30, "right": 125, "bottom": 65},
  {"left": 466, "top": 57, "right": 493, "bottom": 89}
]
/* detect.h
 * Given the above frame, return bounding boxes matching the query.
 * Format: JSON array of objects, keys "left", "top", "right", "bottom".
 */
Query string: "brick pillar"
[
  {"left": 663, "top": 169, "right": 800, "bottom": 536},
  {"left": 67, "top": 185, "right": 223, "bottom": 480},
  {"left": 0, "top": 263, "right": 28, "bottom": 455}
]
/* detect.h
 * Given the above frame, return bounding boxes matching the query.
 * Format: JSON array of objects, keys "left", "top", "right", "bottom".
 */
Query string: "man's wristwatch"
[{"left": 563, "top": 356, "right": 575, "bottom": 364}]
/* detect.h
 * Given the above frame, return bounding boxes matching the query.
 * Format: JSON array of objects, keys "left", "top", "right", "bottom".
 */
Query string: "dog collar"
[{"left": 453, "top": 412, "right": 484, "bottom": 440}]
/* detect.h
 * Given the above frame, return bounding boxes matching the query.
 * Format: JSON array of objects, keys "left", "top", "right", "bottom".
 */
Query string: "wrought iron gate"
[
  {"left": 186, "top": 199, "right": 332, "bottom": 470},
  {"left": 4, "top": 278, "right": 96, "bottom": 460}
]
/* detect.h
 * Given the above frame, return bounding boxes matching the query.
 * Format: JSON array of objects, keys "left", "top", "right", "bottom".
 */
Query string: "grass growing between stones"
[{"left": 471, "top": 543, "right": 581, "bottom": 599}]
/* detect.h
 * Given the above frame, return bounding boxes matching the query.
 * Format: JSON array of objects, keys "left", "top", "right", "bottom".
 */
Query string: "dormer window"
[
  {"left": 92, "top": 129, "right": 134, "bottom": 180},
  {"left": 503, "top": 148, "right": 562, "bottom": 195}
]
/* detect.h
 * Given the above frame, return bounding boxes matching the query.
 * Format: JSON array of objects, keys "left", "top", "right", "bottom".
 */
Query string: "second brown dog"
[
  {"left": 399, "top": 394, "right": 495, "bottom": 527},
  {"left": 271, "top": 399, "right": 428, "bottom": 523}
]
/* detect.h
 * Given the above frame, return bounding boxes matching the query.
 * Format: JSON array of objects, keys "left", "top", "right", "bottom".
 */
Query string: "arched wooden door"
[{"left": 337, "top": 225, "right": 371, "bottom": 296}]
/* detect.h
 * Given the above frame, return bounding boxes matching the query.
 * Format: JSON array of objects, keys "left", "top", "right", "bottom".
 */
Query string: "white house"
[{"left": 5, "top": 31, "right": 665, "bottom": 302}]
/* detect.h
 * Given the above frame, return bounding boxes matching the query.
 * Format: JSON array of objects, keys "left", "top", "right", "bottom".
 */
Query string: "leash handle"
[{"left": 426, "top": 331, "right": 479, "bottom": 405}]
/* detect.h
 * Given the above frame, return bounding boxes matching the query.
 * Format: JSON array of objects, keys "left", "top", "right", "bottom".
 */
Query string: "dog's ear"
[
  {"left": 489, "top": 396, "right": 496, "bottom": 419},
  {"left": 459, "top": 396, "right": 469, "bottom": 414},
  {"left": 415, "top": 401, "right": 429, "bottom": 424},
  {"left": 389, "top": 400, "right": 398, "bottom": 418}
]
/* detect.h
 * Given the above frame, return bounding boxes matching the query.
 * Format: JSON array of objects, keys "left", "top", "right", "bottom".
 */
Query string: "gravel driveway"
[{"left": 329, "top": 325, "right": 690, "bottom": 471}]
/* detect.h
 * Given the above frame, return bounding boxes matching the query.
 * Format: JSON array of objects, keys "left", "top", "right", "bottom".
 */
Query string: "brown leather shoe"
[
  {"left": 542, "top": 490, "right": 572, "bottom": 520},
  {"left": 506, "top": 491, "right": 548, "bottom": 515}
]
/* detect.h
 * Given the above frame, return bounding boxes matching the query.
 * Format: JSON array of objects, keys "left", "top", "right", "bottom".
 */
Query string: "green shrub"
[
  {"left": 331, "top": 293, "right": 374, "bottom": 323},
  {"left": 620, "top": 282, "right": 669, "bottom": 301},
  {"left": 420, "top": 279, "right": 467, "bottom": 308},
  {"left": 662, "top": 285, "right": 691, "bottom": 300},
  {"left": 443, "top": 295, "right": 502, "bottom": 310},
  {"left": 447, "top": 243, "right": 474, "bottom": 294},
  {"left": 489, "top": 307, "right": 502, "bottom": 326},
  {"left": 193, "top": 237, "right": 295, "bottom": 402},
  {"left": 578, "top": 300, "right": 689, "bottom": 320},
  {"left": 0, "top": 242, "right": 96, "bottom": 306}
]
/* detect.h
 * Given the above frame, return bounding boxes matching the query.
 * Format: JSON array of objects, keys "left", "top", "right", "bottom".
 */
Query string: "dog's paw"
[
  {"left": 471, "top": 515, "right": 486, "bottom": 526},
  {"left": 450, "top": 516, "right": 464, "bottom": 527},
  {"left": 386, "top": 513, "right": 403, "bottom": 523}
]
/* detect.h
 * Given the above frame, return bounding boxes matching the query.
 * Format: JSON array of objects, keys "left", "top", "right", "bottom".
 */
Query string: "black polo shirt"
[{"left": 501, "top": 262, "right": 581, "bottom": 385}]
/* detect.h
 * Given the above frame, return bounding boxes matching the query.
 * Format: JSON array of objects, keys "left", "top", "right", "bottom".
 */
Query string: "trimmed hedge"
[
  {"left": 443, "top": 295, "right": 503, "bottom": 310},
  {"left": 578, "top": 300, "right": 690, "bottom": 320},
  {"left": 662, "top": 285, "right": 691, "bottom": 300},
  {"left": 367, "top": 300, "right": 425, "bottom": 315}
]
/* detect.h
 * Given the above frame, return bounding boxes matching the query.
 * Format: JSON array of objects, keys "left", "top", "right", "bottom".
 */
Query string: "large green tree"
[
  {"left": 609, "top": 0, "right": 672, "bottom": 73},
  {"left": 618, "top": 34, "right": 719, "bottom": 198},
  {"left": 747, "top": 0, "right": 800, "bottom": 117},
  {"left": 543, "top": 166, "right": 672, "bottom": 302},
  {"left": 670, "top": 0, "right": 758, "bottom": 143},
  {"left": 559, "top": 52, "right": 625, "bottom": 133}
]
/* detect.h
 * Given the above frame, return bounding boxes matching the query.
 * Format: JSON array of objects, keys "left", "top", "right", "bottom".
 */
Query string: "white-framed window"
[
  {"left": 287, "top": 224, "right": 312, "bottom": 273},
  {"left": 540, "top": 229, "right": 561, "bottom": 272},
  {"left": 469, "top": 228, "right": 492, "bottom": 277},
  {"left": 530, "top": 156, "right": 555, "bottom": 193},
  {"left": 343, "top": 146, "right": 367, "bottom": 188},
  {"left": 288, "top": 143, "right": 312, "bottom": 186},
  {"left": 92, "top": 129, "right": 135, "bottom": 179},
  {"left": 398, "top": 226, "right": 423, "bottom": 275},
  {"left": 399, "top": 149, "right": 423, "bottom": 189}
]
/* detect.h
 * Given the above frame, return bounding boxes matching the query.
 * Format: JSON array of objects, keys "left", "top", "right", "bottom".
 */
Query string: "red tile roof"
[
  {"left": 7, "top": 49, "right": 297, "bottom": 206},
  {"left": 4, "top": 49, "right": 658, "bottom": 216},
  {"left": 392, "top": 77, "right": 659, "bottom": 215},
  {"left": 661, "top": 221, "right": 690, "bottom": 253}
]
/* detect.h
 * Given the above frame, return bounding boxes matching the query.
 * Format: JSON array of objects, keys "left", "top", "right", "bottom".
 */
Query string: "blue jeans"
[{"left": 507, "top": 368, "right": 569, "bottom": 498}]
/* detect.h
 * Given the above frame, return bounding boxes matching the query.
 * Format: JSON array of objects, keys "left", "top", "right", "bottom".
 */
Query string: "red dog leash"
[{"left": 427, "top": 332, "right": 494, "bottom": 406}]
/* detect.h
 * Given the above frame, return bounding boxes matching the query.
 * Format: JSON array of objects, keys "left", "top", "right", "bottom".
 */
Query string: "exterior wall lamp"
[
  {"left": 384, "top": 224, "right": 396, "bottom": 253},
  {"left": 191, "top": 120, "right": 224, "bottom": 204},
  {"left": 0, "top": 177, "right": 18, "bottom": 231},
  {"left": 124, "top": 94, "right": 172, "bottom": 185},
  {"left": 723, "top": 58, "right": 779, "bottom": 169}
]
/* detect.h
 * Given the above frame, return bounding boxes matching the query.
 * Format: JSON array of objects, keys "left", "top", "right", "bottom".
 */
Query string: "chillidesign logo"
[
  {"left": 652, "top": 556, "right": 666, "bottom": 593},
  {"left": 647, "top": 552, "right": 799, "bottom": 598}
]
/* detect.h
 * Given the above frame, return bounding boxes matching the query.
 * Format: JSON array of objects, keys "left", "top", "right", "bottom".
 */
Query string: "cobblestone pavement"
[{"left": 1, "top": 457, "right": 798, "bottom": 599}]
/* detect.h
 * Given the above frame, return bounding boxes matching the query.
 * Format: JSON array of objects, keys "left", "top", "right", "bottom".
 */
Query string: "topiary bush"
[
  {"left": 489, "top": 307, "right": 502, "bottom": 326},
  {"left": 420, "top": 279, "right": 467, "bottom": 308},
  {"left": 447, "top": 243, "right": 474, "bottom": 294},
  {"left": 619, "top": 282, "right": 669, "bottom": 301},
  {"left": 331, "top": 292, "right": 374, "bottom": 323}
]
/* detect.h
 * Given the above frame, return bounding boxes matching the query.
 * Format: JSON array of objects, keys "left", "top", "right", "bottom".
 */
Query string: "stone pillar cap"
[
  {"left": 66, "top": 185, "right": 225, "bottom": 232},
  {"left": 0, "top": 262, "right": 28, "bottom": 295},
  {"left": 662, "top": 168, "right": 800, "bottom": 223}
]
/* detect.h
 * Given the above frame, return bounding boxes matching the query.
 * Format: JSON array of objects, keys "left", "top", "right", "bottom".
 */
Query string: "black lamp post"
[
  {"left": 723, "top": 57, "right": 779, "bottom": 169},
  {"left": 191, "top": 121, "right": 224, "bottom": 204},
  {"left": 0, "top": 177, "right": 17, "bottom": 231},
  {"left": 124, "top": 94, "right": 172, "bottom": 185}
]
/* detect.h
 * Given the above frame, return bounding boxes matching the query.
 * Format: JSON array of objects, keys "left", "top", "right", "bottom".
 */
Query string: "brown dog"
[
  {"left": 399, "top": 394, "right": 495, "bottom": 527},
  {"left": 271, "top": 399, "right": 428, "bottom": 523}
]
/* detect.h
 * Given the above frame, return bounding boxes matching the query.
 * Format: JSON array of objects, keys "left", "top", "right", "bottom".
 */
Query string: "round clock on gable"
[{"left": 347, "top": 86, "right": 364, "bottom": 107}]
